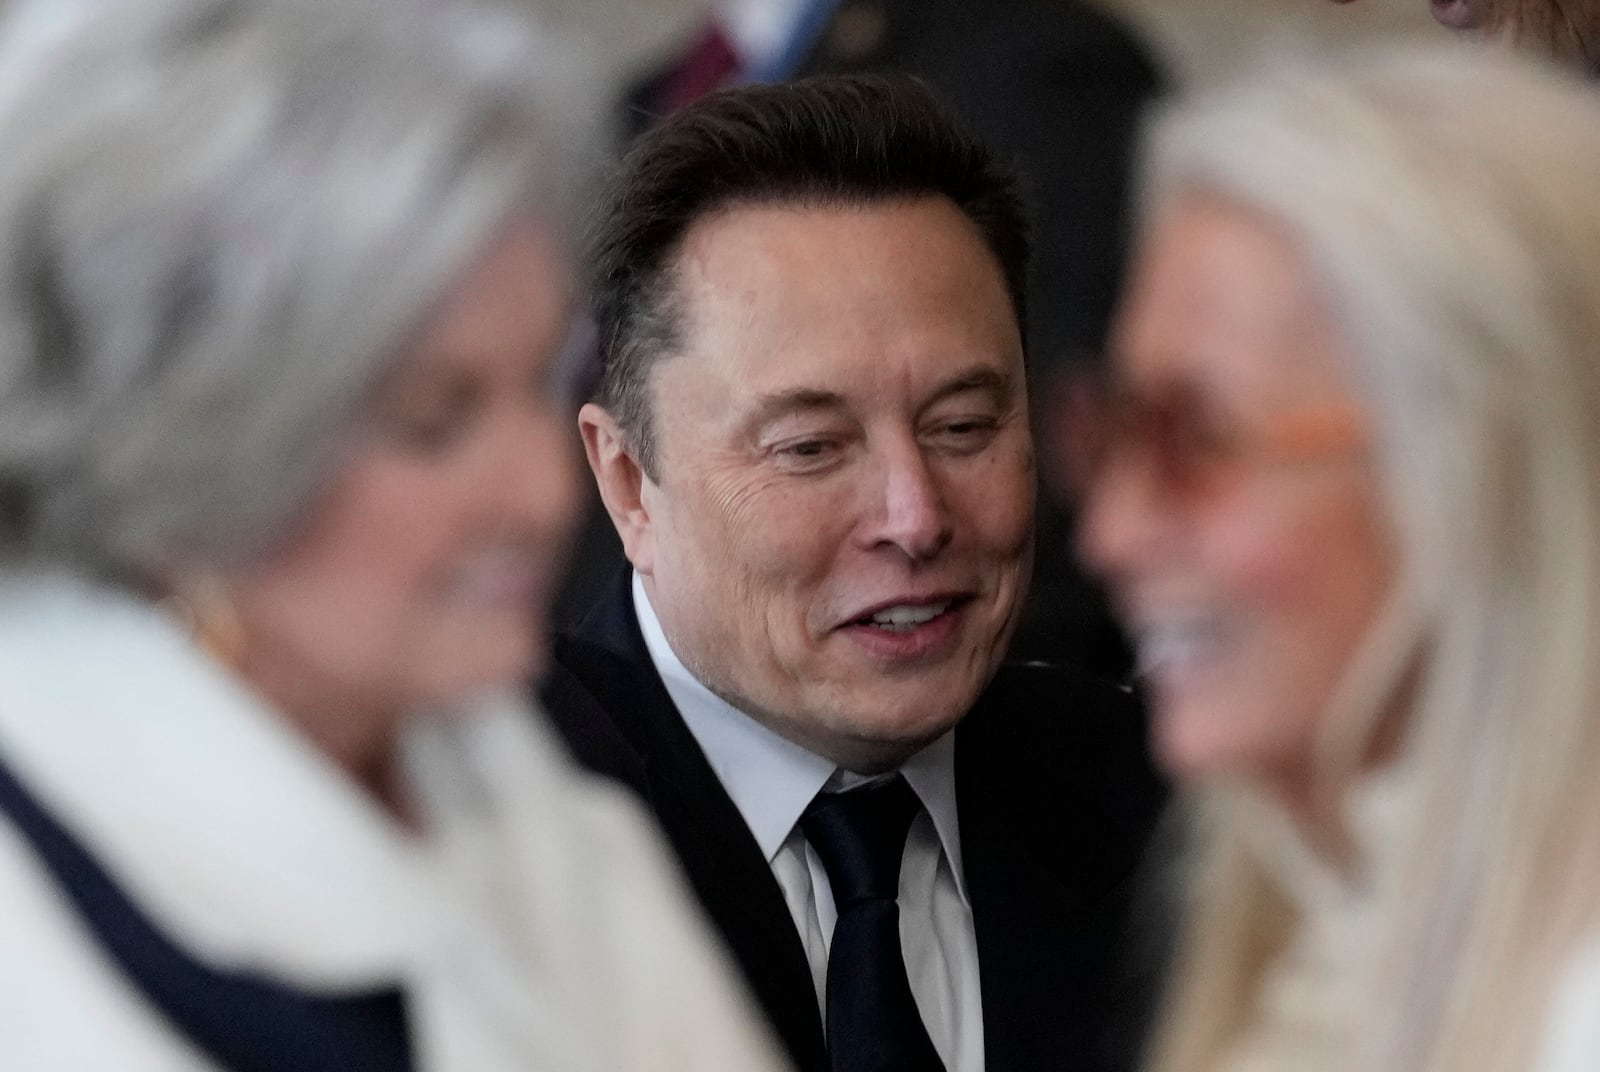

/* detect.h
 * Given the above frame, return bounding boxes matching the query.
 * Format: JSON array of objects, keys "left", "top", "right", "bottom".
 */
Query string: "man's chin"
[
  {"left": 822, "top": 726, "right": 952, "bottom": 775},
  {"left": 826, "top": 699, "right": 971, "bottom": 764}
]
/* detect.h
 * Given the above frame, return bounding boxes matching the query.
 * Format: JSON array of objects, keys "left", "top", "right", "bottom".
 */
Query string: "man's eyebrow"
[
  {"left": 745, "top": 368, "right": 1016, "bottom": 428},
  {"left": 925, "top": 366, "right": 1016, "bottom": 405},
  {"left": 748, "top": 387, "right": 846, "bottom": 425}
]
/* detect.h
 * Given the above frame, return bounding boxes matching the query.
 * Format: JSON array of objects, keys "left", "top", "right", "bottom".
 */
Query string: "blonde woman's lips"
[{"left": 1430, "top": 0, "right": 1486, "bottom": 30}]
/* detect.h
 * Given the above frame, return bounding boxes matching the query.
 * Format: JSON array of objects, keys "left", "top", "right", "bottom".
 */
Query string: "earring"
[{"left": 164, "top": 576, "right": 247, "bottom": 670}]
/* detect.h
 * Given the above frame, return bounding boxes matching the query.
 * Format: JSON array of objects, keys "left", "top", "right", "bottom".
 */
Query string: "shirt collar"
[
  {"left": 633, "top": 573, "right": 968, "bottom": 901},
  {"left": 714, "top": 0, "right": 809, "bottom": 69},
  {"left": 899, "top": 732, "right": 967, "bottom": 902},
  {"left": 713, "top": 0, "right": 840, "bottom": 82}
]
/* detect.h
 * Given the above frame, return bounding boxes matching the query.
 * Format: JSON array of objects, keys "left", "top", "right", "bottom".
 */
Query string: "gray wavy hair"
[
  {"left": 0, "top": 0, "right": 592, "bottom": 580},
  {"left": 1138, "top": 45, "right": 1600, "bottom": 1072}
]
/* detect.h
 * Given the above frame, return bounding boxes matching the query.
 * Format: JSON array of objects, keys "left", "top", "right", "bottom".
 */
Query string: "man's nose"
[{"left": 860, "top": 440, "right": 953, "bottom": 562}]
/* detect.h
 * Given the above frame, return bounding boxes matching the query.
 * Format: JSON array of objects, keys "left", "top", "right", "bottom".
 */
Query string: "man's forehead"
[
  {"left": 642, "top": 195, "right": 1022, "bottom": 408},
  {"left": 671, "top": 194, "right": 970, "bottom": 267},
  {"left": 663, "top": 196, "right": 1006, "bottom": 321}
]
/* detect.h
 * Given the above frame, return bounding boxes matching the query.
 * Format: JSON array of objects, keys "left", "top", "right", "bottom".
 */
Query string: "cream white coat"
[
  {"left": 0, "top": 573, "right": 786, "bottom": 1071},
  {"left": 1537, "top": 939, "right": 1600, "bottom": 1072}
]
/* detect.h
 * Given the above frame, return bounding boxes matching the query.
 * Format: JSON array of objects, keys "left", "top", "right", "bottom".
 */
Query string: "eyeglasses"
[{"left": 1068, "top": 377, "right": 1366, "bottom": 499}]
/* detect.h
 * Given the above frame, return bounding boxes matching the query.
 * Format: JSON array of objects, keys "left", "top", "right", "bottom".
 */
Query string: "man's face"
[
  {"left": 619, "top": 198, "right": 1033, "bottom": 773},
  {"left": 1338, "top": 0, "right": 1599, "bottom": 75}
]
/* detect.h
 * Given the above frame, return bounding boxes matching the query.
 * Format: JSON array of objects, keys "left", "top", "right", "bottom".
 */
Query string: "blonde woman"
[{"left": 1076, "top": 45, "right": 1600, "bottom": 1072}]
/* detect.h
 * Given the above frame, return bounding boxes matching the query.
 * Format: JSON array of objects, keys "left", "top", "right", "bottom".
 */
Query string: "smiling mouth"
[
  {"left": 1138, "top": 621, "right": 1221, "bottom": 676},
  {"left": 1430, "top": 0, "right": 1485, "bottom": 30},
  {"left": 848, "top": 597, "right": 971, "bottom": 632}
]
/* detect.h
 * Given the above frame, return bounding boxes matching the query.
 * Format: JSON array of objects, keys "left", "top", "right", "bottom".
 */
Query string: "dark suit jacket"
[{"left": 541, "top": 574, "right": 1168, "bottom": 1072}]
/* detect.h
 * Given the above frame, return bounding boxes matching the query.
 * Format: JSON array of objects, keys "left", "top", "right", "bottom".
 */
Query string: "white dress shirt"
[
  {"left": 635, "top": 573, "right": 986, "bottom": 1071},
  {"left": 714, "top": 0, "right": 814, "bottom": 72}
]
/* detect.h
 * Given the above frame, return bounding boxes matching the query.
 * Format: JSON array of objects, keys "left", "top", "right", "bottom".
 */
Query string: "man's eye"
[
  {"left": 770, "top": 436, "right": 845, "bottom": 471},
  {"left": 927, "top": 417, "right": 999, "bottom": 450}
]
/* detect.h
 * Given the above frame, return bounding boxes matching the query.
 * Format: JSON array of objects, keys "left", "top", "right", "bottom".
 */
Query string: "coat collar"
[{"left": 0, "top": 572, "right": 445, "bottom": 988}]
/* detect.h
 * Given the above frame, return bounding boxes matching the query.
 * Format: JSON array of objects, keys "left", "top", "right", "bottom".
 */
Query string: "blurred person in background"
[
  {"left": 0, "top": 0, "right": 786, "bottom": 1068},
  {"left": 1331, "top": 0, "right": 1599, "bottom": 76},
  {"left": 1076, "top": 44, "right": 1600, "bottom": 1072},
  {"left": 552, "top": 0, "right": 1166, "bottom": 681}
]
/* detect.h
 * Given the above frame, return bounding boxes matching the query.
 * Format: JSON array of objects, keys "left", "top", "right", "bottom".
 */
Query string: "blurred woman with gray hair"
[
  {"left": 1073, "top": 44, "right": 1600, "bottom": 1072},
  {"left": 0, "top": 0, "right": 784, "bottom": 1068}
]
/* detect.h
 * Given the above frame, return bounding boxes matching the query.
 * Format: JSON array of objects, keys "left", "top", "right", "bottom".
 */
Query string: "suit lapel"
[
  {"left": 556, "top": 577, "right": 829, "bottom": 1072},
  {"left": 956, "top": 688, "right": 1149, "bottom": 1072},
  {"left": 958, "top": 703, "right": 1065, "bottom": 1071}
]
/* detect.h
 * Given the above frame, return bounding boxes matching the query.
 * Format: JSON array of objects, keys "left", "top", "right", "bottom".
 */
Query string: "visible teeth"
[
  {"left": 1135, "top": 619, "right": 1226, "bottom": 679},
  {"left": 868, "top": 602, "right": 950, "bottom": 630}
]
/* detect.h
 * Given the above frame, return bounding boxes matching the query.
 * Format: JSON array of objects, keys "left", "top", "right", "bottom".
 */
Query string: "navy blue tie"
[{"left": 801, "top": 775, "right": 946, "bottom": 1072}]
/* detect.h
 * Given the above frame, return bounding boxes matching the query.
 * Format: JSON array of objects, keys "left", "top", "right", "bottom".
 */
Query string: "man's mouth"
[{"left": 854, "top": 600, "right": 955, "bottom": 632}]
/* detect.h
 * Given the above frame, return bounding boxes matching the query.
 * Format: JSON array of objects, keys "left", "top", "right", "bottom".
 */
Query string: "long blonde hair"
[{"left": 1137, "top": 45, "right": 1600, "bottom": 1072}]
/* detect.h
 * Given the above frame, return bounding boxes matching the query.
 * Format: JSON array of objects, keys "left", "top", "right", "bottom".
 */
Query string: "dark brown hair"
[{"left": 588, "top": 73, "right": 1030, "bottom": 476}]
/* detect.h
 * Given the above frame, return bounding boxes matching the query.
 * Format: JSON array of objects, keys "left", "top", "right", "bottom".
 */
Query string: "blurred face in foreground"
[
  {"left": 1078, "top": 196, "right": 1396, "bottom": 803},
  {"left": 1333, "top": 0, "right": 1600, "bottom": 76},
  {"left": 225, "top": 218, "right": 580, "bottom": 769},
  {"left": 583, "top": 198, "right": 1034, "bottom": 774}
]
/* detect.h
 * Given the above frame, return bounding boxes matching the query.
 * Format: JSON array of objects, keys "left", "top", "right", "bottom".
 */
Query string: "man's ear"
[{"left": 578, "top": 402, "right": 656, "bottom": 576}]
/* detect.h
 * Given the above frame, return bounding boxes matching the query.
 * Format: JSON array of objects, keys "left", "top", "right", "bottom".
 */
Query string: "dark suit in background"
[{"left": 542, "top": 575, "right": 1168, "bottom": 1072}]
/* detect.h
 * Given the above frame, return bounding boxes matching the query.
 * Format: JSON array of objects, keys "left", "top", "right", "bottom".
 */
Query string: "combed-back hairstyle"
[
  {"left": 588, "top": 73, "right": 1030, "bottom": 477},
  {"left": 0, "top": 0, "right": 592, "bottom": 581},
  {"left": 1135, "top": 45, "right": 1600, "bottom": 1072}
]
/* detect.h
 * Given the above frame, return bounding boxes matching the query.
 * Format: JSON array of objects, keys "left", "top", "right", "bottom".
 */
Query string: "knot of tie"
[{"left": 800, "top": 774, "right": 921, "bottom": 907}]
